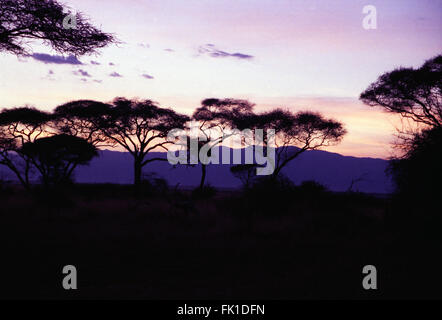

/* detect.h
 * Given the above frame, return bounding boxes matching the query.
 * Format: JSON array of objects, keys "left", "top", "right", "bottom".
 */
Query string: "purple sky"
[{"left": 0, "top": 0, "right": 441, "bottom": 158}]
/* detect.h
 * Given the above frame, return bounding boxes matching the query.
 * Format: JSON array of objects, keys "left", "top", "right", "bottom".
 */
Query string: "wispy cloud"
[
  {"left": 42, "top": 69, "right": 55, "bottom": 81},
  {"left": 198, "top": 44, "right": 253, "bottom": 60},
  {"left": 164, "top": 48, "right": 174, "bottom": 52},
  {"left": 90, "top": 60, "right": 101, "bottom": 65},
  {"left": 31, "top": 53, "right": 82, "bottom": 65},
  {"left": 73, "top": 69, "right": 92, "bottom": 77},
  {"left": 109, "top": 72, "right": 123, "bottom": 77},
  {"left": 138, "top": 43, "right": 150, "bottom": 48},
  {"left": 109, "top": 62, "right": 115, "bottom": 66},
  {"left": 141, "top": 73, "right": 154, "bottom": 79}
]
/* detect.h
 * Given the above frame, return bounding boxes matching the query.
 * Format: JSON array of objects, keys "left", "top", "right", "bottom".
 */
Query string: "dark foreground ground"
[{"left": 0, "top": 183, "right": 440, "bottom": 299}]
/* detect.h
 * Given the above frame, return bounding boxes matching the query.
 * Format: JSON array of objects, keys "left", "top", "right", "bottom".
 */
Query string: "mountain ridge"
[{"left": 0, "top": 147, "right": 393, "bottom": 193}]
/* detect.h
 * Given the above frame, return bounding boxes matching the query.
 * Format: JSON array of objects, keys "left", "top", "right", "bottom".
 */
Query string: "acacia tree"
[
  {"left": 0, "top": 0, "right": 114, "bottom": 55},
  {"left": 361, "top": 55, "right": 442, "bottom": 210},
  {"left": 192, "top": 98, "right": 254, "bottom": 189},
  {"left": 53, "top": 100, "right": 112, "bottom": 146},
  {"left": 245, "top": 109, "right": 346, "bottom": 178},
  {"left": 230, "top": 164, "right": 260, "bottom": 189},
  {"left": 360, "top": 55, "right": 442, "bottom": 148},
  {"left": 0, "top": 107, "right": 52, "bottom": 189},
  {"left": 21, "top": 134, "right": 98, "bottom": 186},
  {"left": 53, "top": 98, "right": 190, "bottom": 186},
  {"left": 99, "top": 98, "right": 190, "bottom": 186}
]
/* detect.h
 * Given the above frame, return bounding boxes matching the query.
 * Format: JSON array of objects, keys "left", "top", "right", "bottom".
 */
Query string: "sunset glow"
[{"left": 1, "top": 0, "right": 441, "bottom": 158}]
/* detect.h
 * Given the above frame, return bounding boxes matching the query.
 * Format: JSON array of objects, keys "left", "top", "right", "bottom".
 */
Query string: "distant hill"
[
  {"left": 0, "top": 147, "right": 392, "bottom": 193},
  {"left": 0, "top": 147, "right": 393, "bottom": 193}
]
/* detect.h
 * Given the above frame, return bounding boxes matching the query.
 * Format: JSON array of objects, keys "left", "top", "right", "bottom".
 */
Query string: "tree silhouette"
[
  {"left": 387, "top": 126, "right": 442, "bottom": 229},
  {"left": 21, "top": 134, "right": 97, "bottom": 186},
  {"left": 361, "top": 55, "right": 442, "bottom": 224},
  {"left": 0, "top": 0, "right": 114, "bottom": 55},
  {"left": 360, "top": 55, "right": 441, "bottom": 130},
  {"left": 53, "top": 100, "right": 112, "bottom": 146},
  {"left": 244, "top": 109, "right": 346, "bottom": 178},
  {"left": 192, "top": 98, "right": 254, "bottom": 189},
  {"left": 0, "top": 107, "right": 52, "bottom": 189},
  {"left": 230, "top": 164, "right": 260, "bottom": 189},
  {"left": 99, "top": 98, "right": 189, "bottom": 186},
  {"left": 388, "top": 127, "right": 442, "bottom": 196}
]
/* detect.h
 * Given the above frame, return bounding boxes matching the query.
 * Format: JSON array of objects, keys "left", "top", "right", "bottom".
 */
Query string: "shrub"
[
  {"left": 191, "top": 185, "right": 217, "bottom": 199},
  {"left": 243, "top": 175, "right": 295, "bottom": 216},
  {"left": 139, "top": 173, "right": 170, "bottom": 197},
  {"left": 297, "top": 180, "right": 328, "bottom": 194}
]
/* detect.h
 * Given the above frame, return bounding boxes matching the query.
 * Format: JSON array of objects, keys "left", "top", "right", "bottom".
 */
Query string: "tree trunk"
[
  {"left": 271, "top": 149, "right": 307, "bottom": 180},
  {"left": 4, "top": 161, "right": 31, "bottom": 191},
  {"left": 13, "top": 167, "right": 30, "bottom": 190},
  {"left": 134, "top": 158, "right": 142, "bottom": 186},
  {"left": 199, "top": 164, "right": 207, "bottom": 189},
  {"left": 271, "top": 166, "right": 282, "bottom": 180}
]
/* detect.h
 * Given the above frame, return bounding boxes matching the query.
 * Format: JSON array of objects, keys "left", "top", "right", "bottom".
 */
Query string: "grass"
[{"left": 0, "top": 183, "right": 440, "bottom": 299}]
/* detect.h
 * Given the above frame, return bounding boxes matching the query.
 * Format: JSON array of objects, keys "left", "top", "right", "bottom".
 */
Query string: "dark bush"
[
  {"left": 139, "top": 173, "right": 170, "bottom": 197},
  {"left": 191, "top": 184, "right": 217, "bottom": 199},
  {"left": 243, "top": 175, "right": 296, "bottom": 216},
  {"left": 297, "top": 180, "right": 328, "bottom": 194},
  {"left": 387, "top": 127, "right": 442, "bottom": 236}
]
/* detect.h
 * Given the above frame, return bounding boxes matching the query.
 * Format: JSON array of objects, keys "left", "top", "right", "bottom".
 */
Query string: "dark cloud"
[
  {"left": 73, "top": 69, "right": 92, "bottom": 77},
  {"left": 48, "top": 70, "right": 54, "bottom": 75},
  {"left": 109, "top": 72, "right": 123, "bottom": 77},
  {"left": 198, "top": 44, "right": 253, "bottom": 60},
  {"left": 141, "top": 74, "right": 154, "bottom": 79},
  {"left": 109, "top": 62, "right": 115, "bottom": 66},
  {"left": 230, "top": 53, "right": 254, "bottom": 59},
  {"left": 90, "top": 60, "right": 101, "bottom": 65},
  {"left": 31, "top": 53, "right": 82, "bottom": 65}
]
